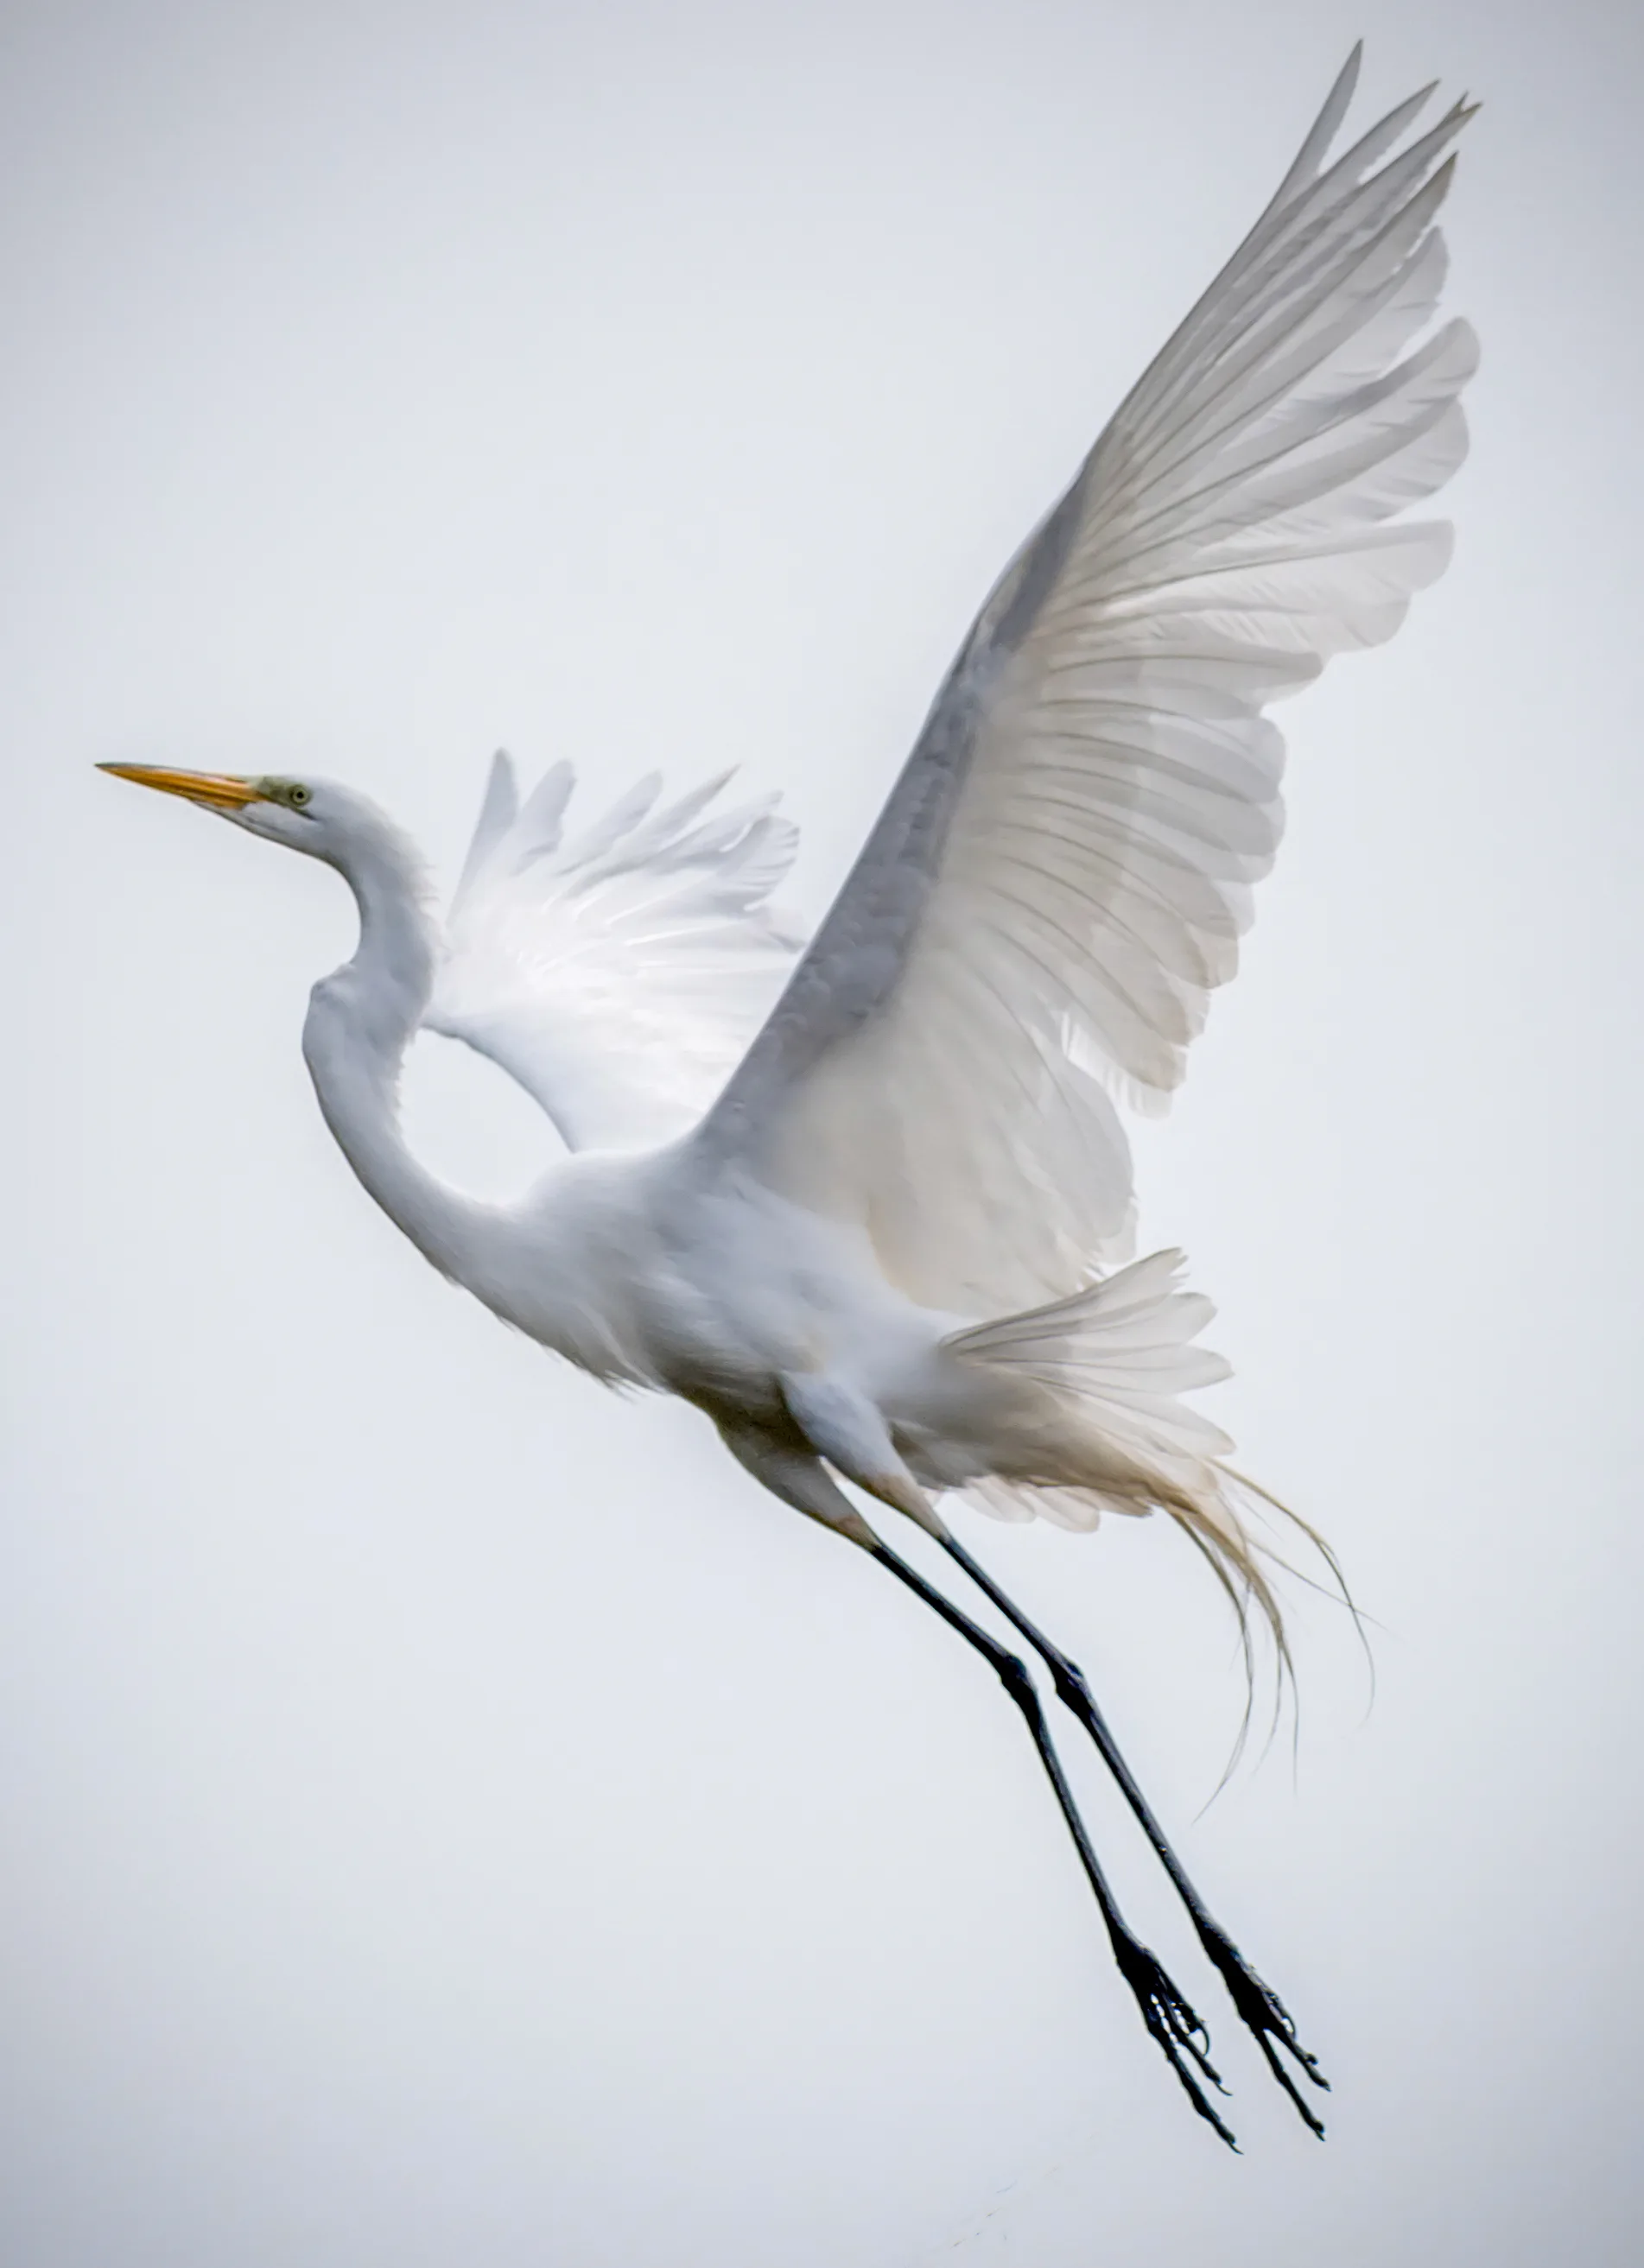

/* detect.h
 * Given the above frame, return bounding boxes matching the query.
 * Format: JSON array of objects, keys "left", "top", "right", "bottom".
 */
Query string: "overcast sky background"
[{"left": 3, "top": 1, "right": 1641, "bottom": 2261}]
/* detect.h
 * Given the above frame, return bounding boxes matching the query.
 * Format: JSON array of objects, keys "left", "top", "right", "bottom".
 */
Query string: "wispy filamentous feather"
[{"left": 949, "top": 1251, "right": 1359, "bottom": 1745}]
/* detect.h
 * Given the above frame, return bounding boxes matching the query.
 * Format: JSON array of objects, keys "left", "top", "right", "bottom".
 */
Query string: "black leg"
[
  {"left": 865, "top": 1534, "right": 1241, "bottom": 2148},
  {"left": 936, "top": 1528, "right": 1329, "bottom": 2136}
]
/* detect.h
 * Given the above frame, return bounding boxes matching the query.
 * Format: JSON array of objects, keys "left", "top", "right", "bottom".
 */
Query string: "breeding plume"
[{"left": 105, "top": 50, "right": 1474, "bottom": 2146}]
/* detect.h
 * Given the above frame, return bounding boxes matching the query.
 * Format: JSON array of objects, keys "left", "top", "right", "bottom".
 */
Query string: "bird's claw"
[
  {"left": 1199, "top": 1925, "right": 1329, "bottom": 2138},
  {"left": 1112, "top": 1932, "right": 1239, "bottom": 2150}
]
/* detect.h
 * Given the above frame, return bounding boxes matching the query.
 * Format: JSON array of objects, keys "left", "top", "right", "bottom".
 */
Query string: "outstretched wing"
[
  {"left": 701, "top": 50, "right": 1476, "bottom": 1314},
  {"left": 427, "top": 755, "right": 803, "bottom": 1149}
]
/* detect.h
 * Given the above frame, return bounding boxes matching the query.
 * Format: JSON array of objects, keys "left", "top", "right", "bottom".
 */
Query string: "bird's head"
[{"left": 98, "top": 764, "right": 374, "bottom": 864}]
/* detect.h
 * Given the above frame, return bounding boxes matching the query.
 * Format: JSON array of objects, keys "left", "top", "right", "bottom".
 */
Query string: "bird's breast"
[{"left": 464, "top": 1148, "right": 946, "bottom": 1427}]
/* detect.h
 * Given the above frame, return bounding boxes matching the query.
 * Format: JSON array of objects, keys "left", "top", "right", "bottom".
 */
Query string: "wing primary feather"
[
  {"left": 504, "top": 760, "right": 578, "bottom": 876},
  {"left": 453, "top": 750, "right": 521, "bottom": 911},
  {"left": 1258, "top": 41, "right": 1363, "bottom": 215}
]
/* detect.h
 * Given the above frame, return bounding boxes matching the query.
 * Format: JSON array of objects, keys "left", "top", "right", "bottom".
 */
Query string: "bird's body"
[
  {"left": 295, "top": 798, "right": 1160, "bottom": 1524},
  {"left": 296, "top": 783, "right": 1243, "bottom": 1540},
  {"left": 104, "top": 48, "right": 1475, "bottom": 2148}
]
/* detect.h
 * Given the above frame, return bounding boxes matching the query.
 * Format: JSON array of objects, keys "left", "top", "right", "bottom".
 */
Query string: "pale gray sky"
[{"left": 3, "top": 2, "right": 1641, "bottom": 2262}]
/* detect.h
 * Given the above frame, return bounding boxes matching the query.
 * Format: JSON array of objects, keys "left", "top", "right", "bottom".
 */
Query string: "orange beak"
[{"left": 98, "top": 763, "right": 265, "bottom": 810}]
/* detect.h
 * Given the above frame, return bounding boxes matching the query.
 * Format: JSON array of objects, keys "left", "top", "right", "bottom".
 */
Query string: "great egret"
[{"left": 103, "top": 47, "right": 1474, "bottom": 2148}]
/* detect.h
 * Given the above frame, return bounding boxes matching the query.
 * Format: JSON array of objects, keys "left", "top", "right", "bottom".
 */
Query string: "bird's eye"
[{"left": 288, "top": 783, "right": 312, "bottom": 808}]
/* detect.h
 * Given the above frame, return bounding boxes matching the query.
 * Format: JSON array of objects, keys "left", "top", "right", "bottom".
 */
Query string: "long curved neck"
[{"left": 302, "top": 818, "right": 499, "bottom": 1291}]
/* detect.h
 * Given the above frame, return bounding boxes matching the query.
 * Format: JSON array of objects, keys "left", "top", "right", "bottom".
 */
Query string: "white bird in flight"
[{"left": 104, "top": 48, "right": 1475, "bottom": 2147}]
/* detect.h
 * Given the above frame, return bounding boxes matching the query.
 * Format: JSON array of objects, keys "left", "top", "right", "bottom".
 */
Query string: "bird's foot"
[
  {"left": 1198, "top": 1924, "right": 1328, "bottom": 2137},
  {"left": 1111, "top": 1930, "right": 1238, "bottom": 2150}
]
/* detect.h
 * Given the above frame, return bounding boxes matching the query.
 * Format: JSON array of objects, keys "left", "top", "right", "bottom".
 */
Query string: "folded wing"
[
  {"left": 700, "top": 48, "right": 1476, "bottom": 1314},
  {"left": 428, "top": 755, "right": 803, "bottom": 1150}
]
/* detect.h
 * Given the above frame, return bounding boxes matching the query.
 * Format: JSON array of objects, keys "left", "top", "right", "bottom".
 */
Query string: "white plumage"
[
  {"left": 104, "top": 48, "right": 1475, "bottom": 2149},
  {"left": 704, "top": 71, "right": 1475, "bottom": 1314},
  {"left": 429, "top": 756, "right": 802, "bottom": 1150}
]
